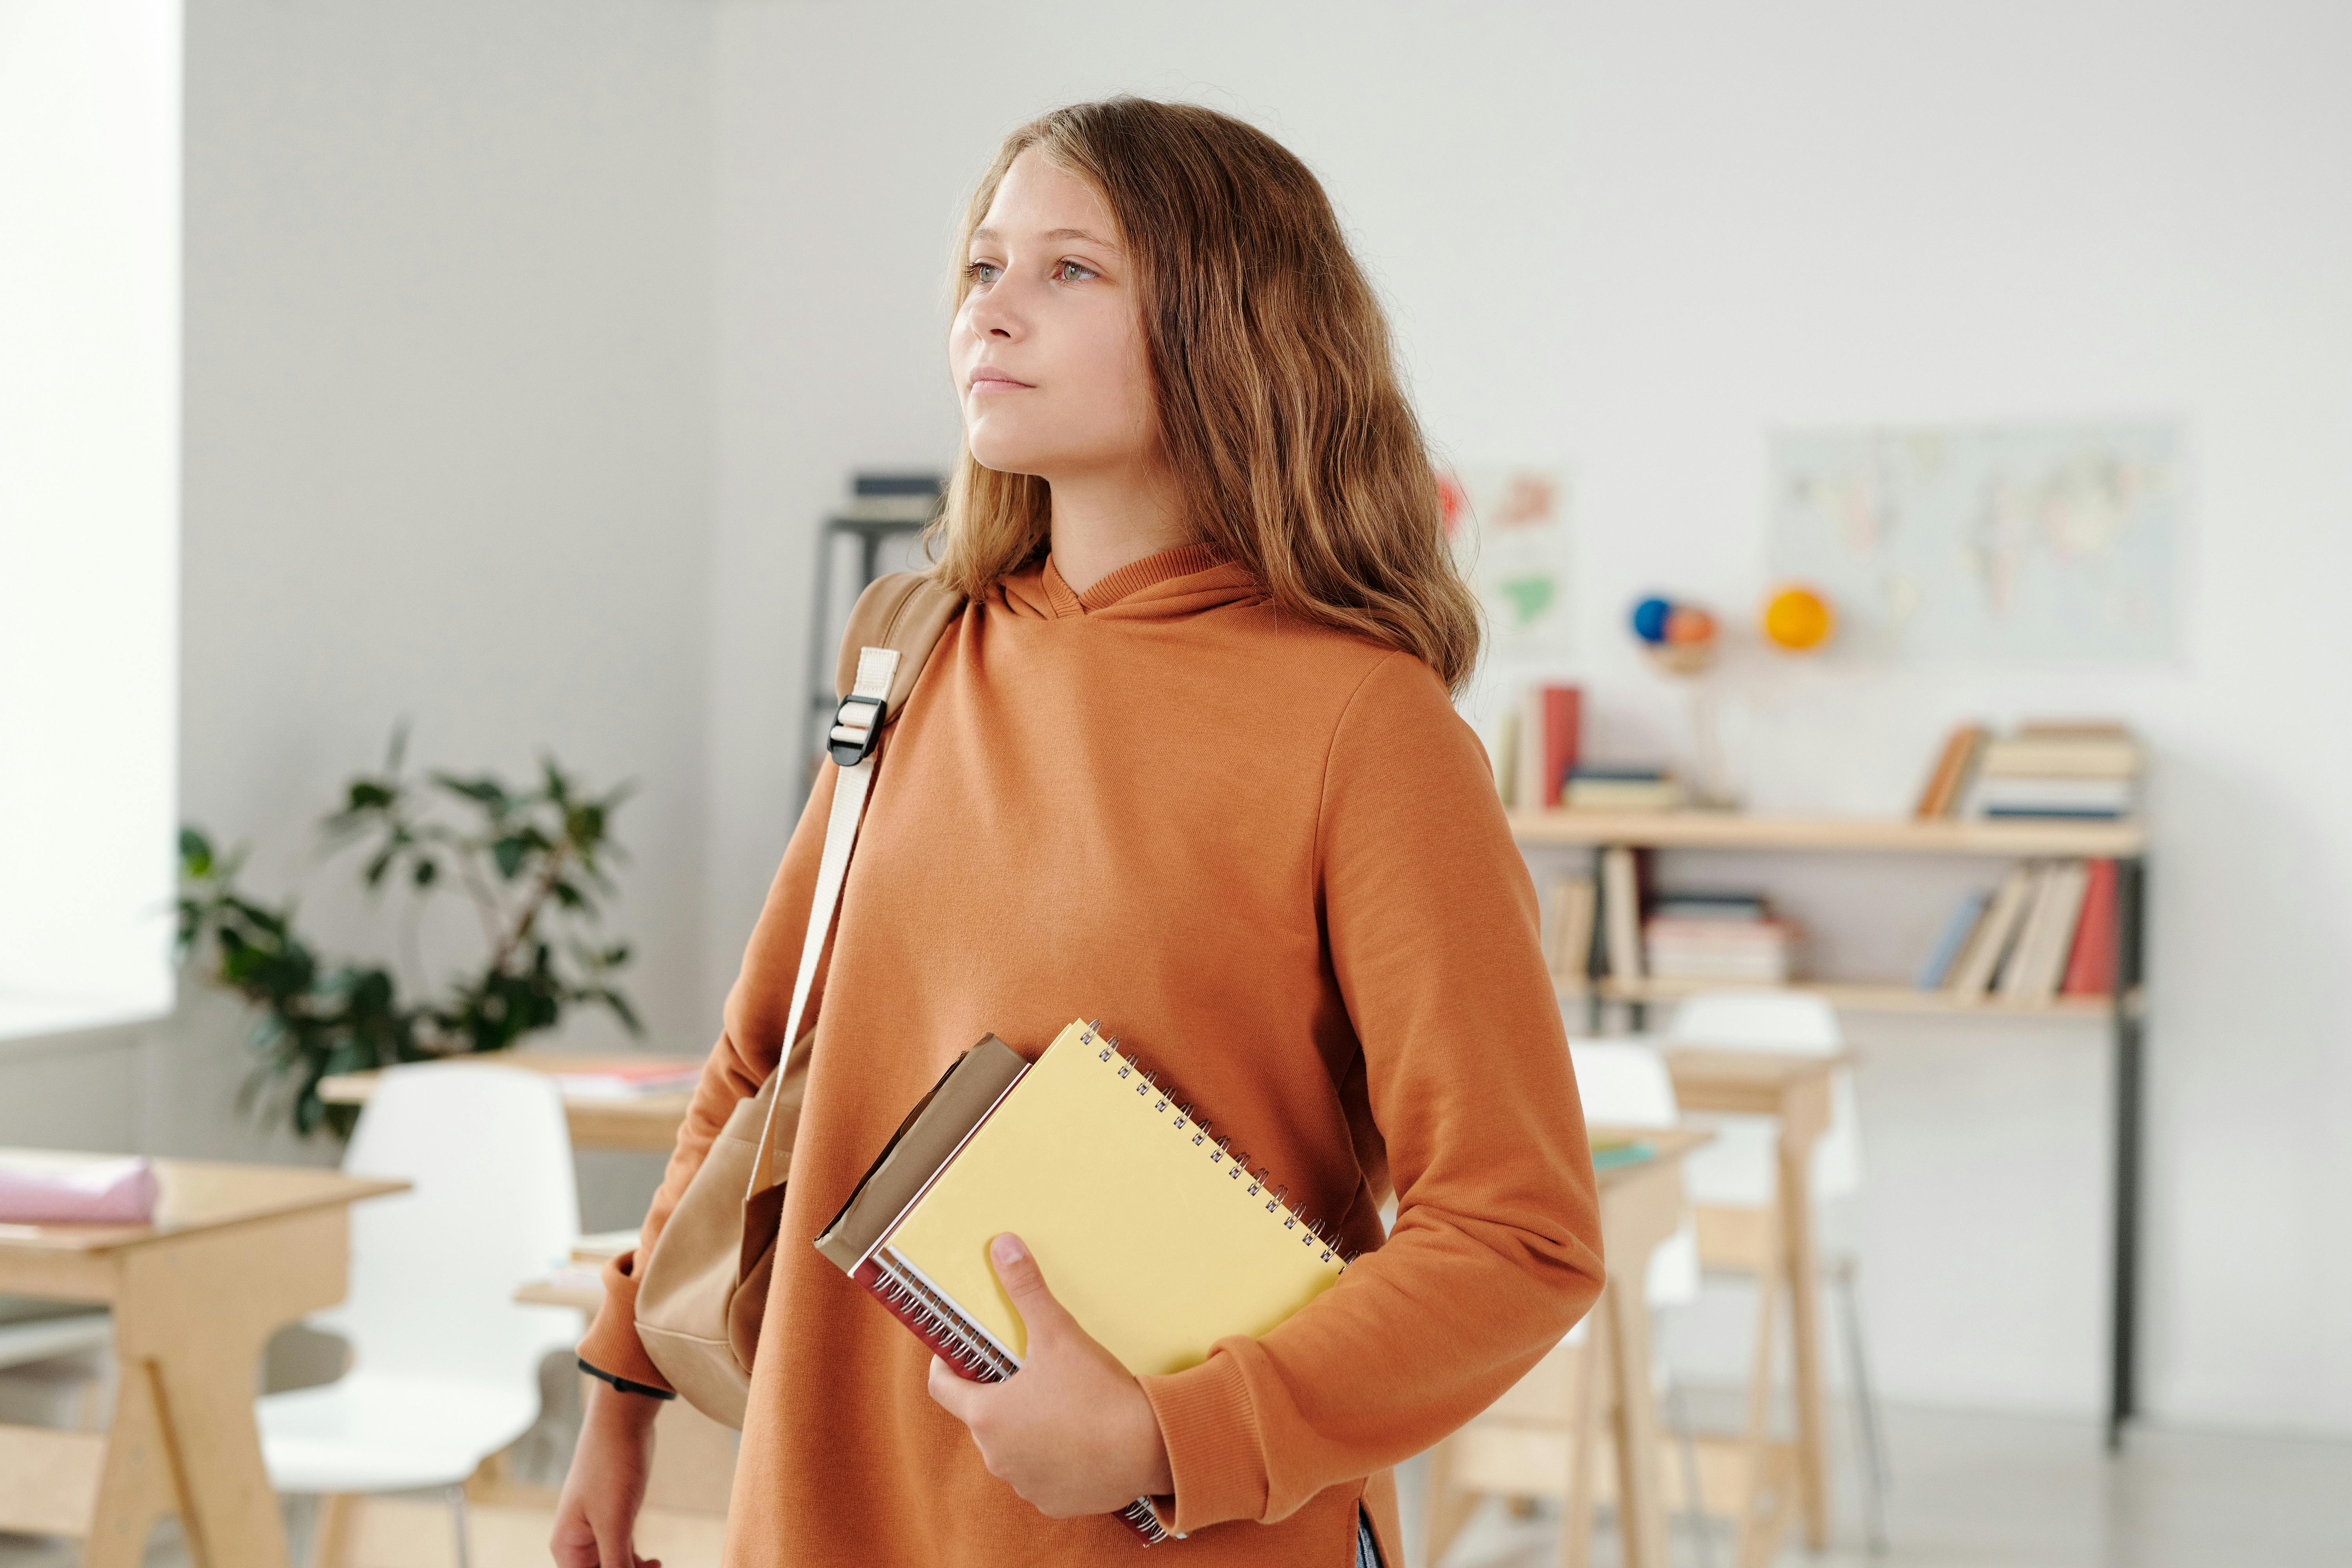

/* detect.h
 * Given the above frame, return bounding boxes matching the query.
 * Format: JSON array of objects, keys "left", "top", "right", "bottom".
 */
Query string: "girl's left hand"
[{"left": 925, "top": 1232, "right": 1176, "bottom": 1518}]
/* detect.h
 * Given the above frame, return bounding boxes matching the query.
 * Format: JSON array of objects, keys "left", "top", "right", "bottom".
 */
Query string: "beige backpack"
[{"left": 632, "top": 572, "right": 965, "bottom": 1426}]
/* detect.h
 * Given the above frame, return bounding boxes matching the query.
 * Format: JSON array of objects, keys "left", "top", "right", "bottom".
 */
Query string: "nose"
[{"left": 961, "top": 279, "right": 1025, "bottom": 344}]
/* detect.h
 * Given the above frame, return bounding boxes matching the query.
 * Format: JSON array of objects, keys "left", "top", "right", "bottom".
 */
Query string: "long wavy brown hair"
[{"left": 926, "top": 96, "right": 1481, "bottom": 694}]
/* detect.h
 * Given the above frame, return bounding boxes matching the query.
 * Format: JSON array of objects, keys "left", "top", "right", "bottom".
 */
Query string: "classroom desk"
[
  {"left": 1425, "top": 1126, "right": 1711, "bottom": 1568},
  {"left": 0, "top": 1153, "right": 407, "bottom": 1568},
  {"left": 319, "top": 1051, "right": 698, "bottom": 1153},
  {"left": 1662, "top": 1046, "right": 1848, "bottom": 1553}
]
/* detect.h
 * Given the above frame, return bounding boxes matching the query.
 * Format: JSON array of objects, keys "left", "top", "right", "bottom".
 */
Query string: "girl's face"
[{"left": 952, "top": 151, "right": 1155, "bottom": 483}]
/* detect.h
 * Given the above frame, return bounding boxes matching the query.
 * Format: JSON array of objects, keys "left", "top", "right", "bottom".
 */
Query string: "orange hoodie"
[{"left": 579, "top": 544, "right": 1604, "bottom": 1565}]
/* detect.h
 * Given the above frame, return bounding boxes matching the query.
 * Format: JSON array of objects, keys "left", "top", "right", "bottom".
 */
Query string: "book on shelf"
[
  {"left": 1947, "top": 864, "right": 2036, "bottom": 998},
  {"left": 815, "top": 1020, "right": 1349, "bottom": 1546},
  {"left": 1544, "top": 874, "right": 1598, "bottom": 981},
  {"left": 1980, "top": 737, "right": 2142, "bottom": 778},
  {"left": 1913, "top": 723, "right": 1989, "bottom": 819},
  {"left": 1497, "top": 683, "right": 1581, "bottom": 809},
  {"left": 1975, "top": 776, "right": 2138, "bottom": 813},
  {"left": 1967, "top": 723, "right": 2143, "bottom": 821},
  {"left": 2062, "top": 858, "right": 2121, "bottom": 995},
  {"left": 2000, "top": 860, "right": 2090, "bottom": 1003},
  {"left": 1916, "top": 889, "right": 1992, "bottom": 989},
  {"left": 1650, "top": 890, "right": 1771, "bottom": 922},
  {"left": 1643, "top": 915, "right": 1796, "bottom": 983},
  {"left": 551, "top": 1061, "right": 703, "bottom": 1100},
  {"left": 1600, "top": 846, "right": 1646, "bottom": 982},
  {"left": 1932, "top": 858, "right": 2118, "bottom": 1004},
  {"left": 1565, "top": 766, "right": 1682, "bottom": 811}
]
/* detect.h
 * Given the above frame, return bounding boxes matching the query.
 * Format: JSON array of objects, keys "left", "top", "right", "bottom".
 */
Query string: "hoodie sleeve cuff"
[
  {"left": 1140, "top": 1348, "right": 1267, "bottom": 1534},
  {"left": 572, "top": 1247, "right": 675, "bottom": 1395}
]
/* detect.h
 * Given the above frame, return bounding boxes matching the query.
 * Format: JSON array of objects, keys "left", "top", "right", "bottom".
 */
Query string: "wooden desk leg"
[
  {"left": 1602, "top": 1270, "right": 1670, "bottom": 1568},
  {"left": 1779, "top": 1140, "right": 1829, "bottom": 1550},
  {"left": 97, "top": 1209, "right": 351, "bottom": 1568},
  {"left": 79, "top": 1359, "right": 183, "bottom": 1568},
  {"left": 1557, "top": 1325, "right": 1604, "bottom": 1568}
]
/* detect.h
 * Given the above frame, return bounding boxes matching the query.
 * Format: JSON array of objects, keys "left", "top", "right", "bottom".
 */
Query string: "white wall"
[
  {"left": 707, "top": 0, "right": 2352, "bottom": 1432},
  {"left": 0, "top": 0, "right": 716, "bottom": 1220}
]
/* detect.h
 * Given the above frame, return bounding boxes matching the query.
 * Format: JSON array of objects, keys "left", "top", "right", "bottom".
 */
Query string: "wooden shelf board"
[
  {"left": 1555, "top": 976, "right": 2138, "bottom": 1019},
  {"left": 1508, "top": 809, "right": 2145, "bottom": 857}
]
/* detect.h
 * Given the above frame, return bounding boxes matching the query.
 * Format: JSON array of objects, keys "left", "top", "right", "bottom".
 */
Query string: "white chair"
[
  {"left": 1566, "top": 1040, "right": 1712, "bottom": 1566},
  {"left": 1568, "top": 1041, "right": 1701, "bottom": 1308},
  {"left": 258, "top": 1062, "right": 583, "bottom": 1568},
  {"left": 1662, "top": 991, "right": 1889, "bottom": 1551}
]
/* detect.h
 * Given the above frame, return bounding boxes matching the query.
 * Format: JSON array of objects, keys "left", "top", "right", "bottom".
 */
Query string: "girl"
[{"left": 554, "top": 96, "right": 1603, "bottom": 1568}]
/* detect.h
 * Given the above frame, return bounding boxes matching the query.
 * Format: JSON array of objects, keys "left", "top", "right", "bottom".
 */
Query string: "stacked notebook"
[{"left": 817, "top": 1019, "right": 1350, "bottom": 1544}]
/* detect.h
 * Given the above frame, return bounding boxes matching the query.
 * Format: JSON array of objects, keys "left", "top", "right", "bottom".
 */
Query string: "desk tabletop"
[
  {"left": 1663, "top": 1047, "right": 1854, "bottom": 1088},
  {"left": 318, "top": 1049, "right": 701, "bottom": 1103},
  {"left": 318, "top": 1051, "right": 699, "bottom": 1152},
  {"left": 0, "top": 1152, "right": 407, "bottom": 1254},
  {"left": 1588, "top": 1125, "right": 1712, "bottom": 1186}
]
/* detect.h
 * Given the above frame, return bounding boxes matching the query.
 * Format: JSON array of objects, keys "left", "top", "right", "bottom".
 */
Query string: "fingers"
[
  {"left": 987, "top": 1232, "right": 1074, "bottom": 1345},
  {"left": 927, "top": 1352, "right": 982, "bottom": 1422}
]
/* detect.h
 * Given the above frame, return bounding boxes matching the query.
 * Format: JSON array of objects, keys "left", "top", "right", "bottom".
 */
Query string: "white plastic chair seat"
[
  {"left": 259, "top": 1370, "right": 541, "bottom": 1493},
  {"left": 255, "top": 1061, "right": 582, "bottom": 1510}
]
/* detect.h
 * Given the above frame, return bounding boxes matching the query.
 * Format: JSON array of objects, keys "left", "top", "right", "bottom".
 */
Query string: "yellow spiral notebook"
[{"left": 815, "top": 1019, "right": 1350, "bottom": 1542}]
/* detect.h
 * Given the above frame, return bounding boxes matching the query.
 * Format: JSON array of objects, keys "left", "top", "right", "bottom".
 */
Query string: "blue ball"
[{"left": 1630, "top": 596, "right": 1673, "bottom": 644}]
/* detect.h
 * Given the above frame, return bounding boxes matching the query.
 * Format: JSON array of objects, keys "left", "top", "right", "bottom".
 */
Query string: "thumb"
[{"left": 988, "top": 1232, "right": 1074, "bottom": 1345}]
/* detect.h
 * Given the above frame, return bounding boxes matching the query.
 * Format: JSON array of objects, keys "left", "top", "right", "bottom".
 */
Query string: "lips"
[{"left": 968, "top": 367, "right": 1034, "bottom": 392}]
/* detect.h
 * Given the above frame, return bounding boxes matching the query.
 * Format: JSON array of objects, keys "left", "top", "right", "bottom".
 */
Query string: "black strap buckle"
[{"left": 828, "top": 693, "right": 887, "bottom": 766}]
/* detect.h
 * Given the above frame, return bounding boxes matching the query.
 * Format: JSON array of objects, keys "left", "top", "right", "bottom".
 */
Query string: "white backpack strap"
[{"left": 750, "top": 644, "right": 900, "bottom": 1194}]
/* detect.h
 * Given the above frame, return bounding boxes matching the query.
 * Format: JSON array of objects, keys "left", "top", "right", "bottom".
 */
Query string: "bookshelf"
[
  {"left": 1517, "top": 808, "right": 2150, "bottom": 1450},
  {"left": 1508, "top": 808, "right": 2145, "bottom": 858},
  {"left": 1555, "top": 975, "right": 2138, "bottom": 1019}
]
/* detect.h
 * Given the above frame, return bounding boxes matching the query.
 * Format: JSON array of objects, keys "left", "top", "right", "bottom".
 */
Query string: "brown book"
[
  {"left": 1914, "top": 723, "right": 1988, "bottom": 818},
  {"left": 1948, "top": 864, "right": 2035, "bottom": 998}
]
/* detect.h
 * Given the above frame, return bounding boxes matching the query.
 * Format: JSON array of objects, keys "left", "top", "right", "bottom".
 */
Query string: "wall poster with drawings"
[{"left": 1439, "top": 466, "right": 1572, "bottom": 661}]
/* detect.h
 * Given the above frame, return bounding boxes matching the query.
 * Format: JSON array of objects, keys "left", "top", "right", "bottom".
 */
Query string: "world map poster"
[{"left": 1767, "top": 422, "right": 2182, "bottom": 661}]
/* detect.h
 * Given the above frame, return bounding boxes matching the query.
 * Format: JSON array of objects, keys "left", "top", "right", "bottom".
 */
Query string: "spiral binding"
[
  {"left": 1080, "top": 1020, "right": 1354, "bottom": 1272},
  {"left": 871, "top": 1252, "right": 1018, "bottom": 1381}
]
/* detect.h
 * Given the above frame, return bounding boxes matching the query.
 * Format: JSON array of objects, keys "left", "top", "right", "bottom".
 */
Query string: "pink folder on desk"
[{"left": 0, "top": 1154, "right": 159, "bottom": 1225}]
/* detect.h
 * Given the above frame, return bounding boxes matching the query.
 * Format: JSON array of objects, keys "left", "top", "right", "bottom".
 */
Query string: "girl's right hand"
[{"left": 550, "top": 1380, "right": 665, "bottom": 1568}]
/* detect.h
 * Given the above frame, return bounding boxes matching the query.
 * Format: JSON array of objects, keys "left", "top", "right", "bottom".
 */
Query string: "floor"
[
  {"left": 3, "top": 1401, "right": 2347, "bottom": 1567},
  {"left": 1417, "top": 1399, "right": 2352, "bottom": 1568}
]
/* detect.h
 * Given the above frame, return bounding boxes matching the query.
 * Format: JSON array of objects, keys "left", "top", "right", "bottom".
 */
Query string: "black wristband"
[{"left": 577, "top": 1355, "right": 676, "bottom": 1401}]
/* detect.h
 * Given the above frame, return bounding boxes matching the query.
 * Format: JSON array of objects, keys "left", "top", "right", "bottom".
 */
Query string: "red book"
[
  {"left": 1541, "top": 685, "right": 1582, "bottom": 808},
  {"left": 2061, "top": 859, "right": 2119, "bottom": 995}
]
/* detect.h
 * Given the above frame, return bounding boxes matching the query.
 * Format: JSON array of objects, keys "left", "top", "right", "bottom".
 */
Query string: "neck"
[{"left": 1045, "top": 461, "right": 1191, "bottom": 596}]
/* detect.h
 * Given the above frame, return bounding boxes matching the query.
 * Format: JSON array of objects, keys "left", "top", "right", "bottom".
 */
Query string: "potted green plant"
[{"left": 177, "top": 724, "right": 641, "bottom": 1137}]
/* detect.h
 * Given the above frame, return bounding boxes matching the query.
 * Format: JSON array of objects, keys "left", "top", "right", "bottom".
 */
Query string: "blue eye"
[
  {"left": 1056, "top": 260, "right": 1096, "bottom": 282},
  {"left": 965, "top": 260, "right": 1001, "bottom": 285}
]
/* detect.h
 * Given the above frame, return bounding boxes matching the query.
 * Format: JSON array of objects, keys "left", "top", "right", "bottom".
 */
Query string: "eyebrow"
[{"left": 970, "top": 225, "right": 1119, "bottom": 249}]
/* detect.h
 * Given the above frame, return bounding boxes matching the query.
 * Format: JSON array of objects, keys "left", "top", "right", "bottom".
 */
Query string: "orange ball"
[
  {"left": 1762, "top": 586, "right": 1834, "bottom": 651},
  {"left": 1664, "top": 606, "right": 1717, "bottom": 645}
]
